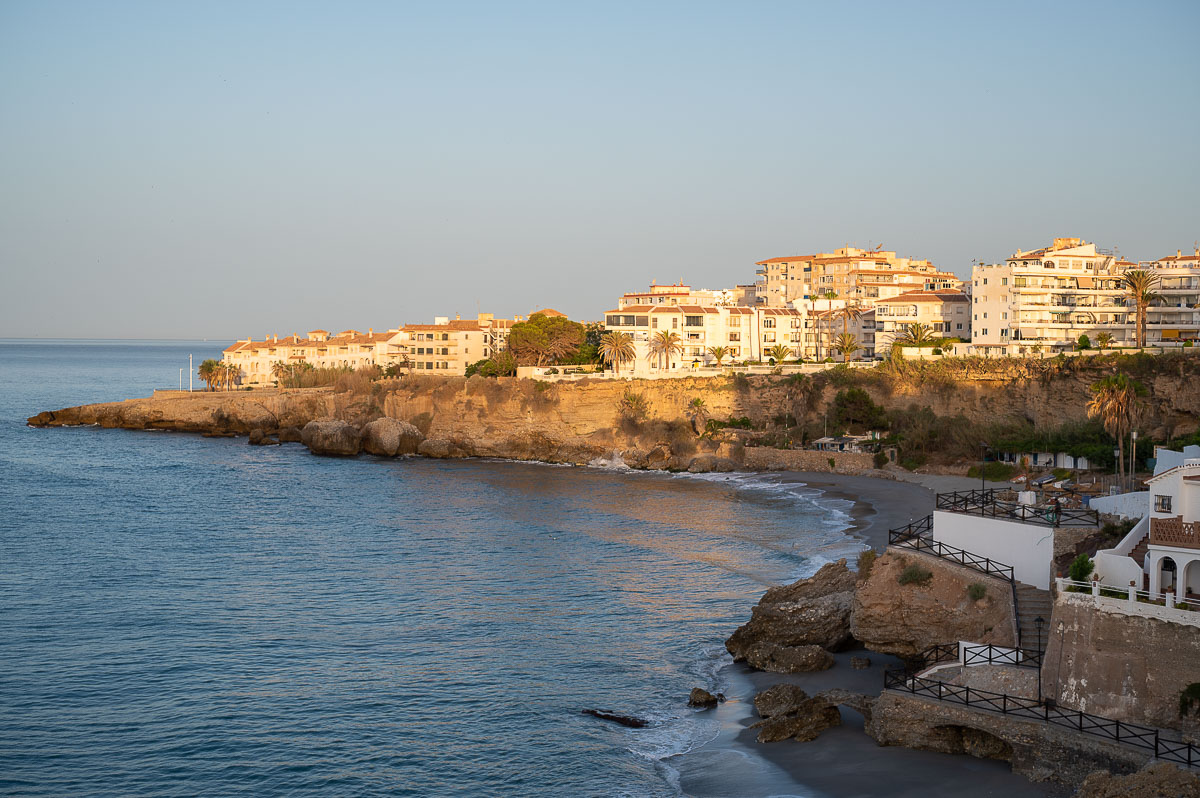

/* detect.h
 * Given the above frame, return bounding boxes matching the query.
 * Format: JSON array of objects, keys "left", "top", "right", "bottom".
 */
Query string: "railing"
[
  {"left": 936, "top": 490, "right": 1099, "bottom": 528},
  {"left": 888, "top": 514, "right": 933, "bottom": 544},
  {"left": 883, "top": 671, "right": 1199, "bottom": 768},
  {"left": 911, "top": 642, "right": 1042, "bottom": 672},
  {"left": 1057, "top": 577, "right": 1200, "bottom": 613},
  {"left": 888, "top": 521, "right": 1016, "bottom": 583},
  {"left": 1150, "top": 516, "right": 1200, "bottom": 550}
]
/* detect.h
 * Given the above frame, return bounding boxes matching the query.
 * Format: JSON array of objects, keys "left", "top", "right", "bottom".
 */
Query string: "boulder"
[
  {"left": 753, "top": 684, "right": 810, "bottom": 719},
  {"left": 850, "top": 656, "right": 872, "bottom": 670},
  {"left": 418, "top": 438, "right": 469, "bottom": 459},
  {"left": 815, "top": 688, "right": 876, "bottom": 724},
  {"left": 247, "top": 428, "right": 280, "bottom": 446},
  {"left": 743, "top": 642, "right": 834, "bottom": 673},
  {"left": 686, "top": 455, "right": 739, "bottom": 473},
  {"left": 582, "top": 709, "right": 648, "bottom": 728},
  {"left": 1074, "top": 761, "right": 1200, "bottom": 797},
  {"left": 726, "top": 560, "right": 856, "bottom": 659},
  {"left": 361, "top": 417, "right": 424, "bottom": 457},
  {"left": 278, "top": 426, "right": 303, "bottom": 443},
  {"left": 301, "top": 420, "right": 362, "bottom": 457},
  {"left": 753, "top": 694, "right": 842, "bottom": 743},
  {"left": 688, "top": 688, "right": 723, "bottom": 708},
  {"left": 850, "top": 552, "right": 1016, "bottom": 660}
]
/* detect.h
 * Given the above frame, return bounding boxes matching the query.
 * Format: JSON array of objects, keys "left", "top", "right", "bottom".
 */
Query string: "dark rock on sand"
[
  {"left": 849, "top": 655, "right": 872, "bottom": 670},
  {"left": 743, "top": 642, "right": 835, "bottom": 673},
  {"left": 751, "top": 684, "right": 841, "bottom": 743},
  {"left": 686, "top": 454, "right": 738, "bottom": 473},
  {"left": 278, "top": 426, "right": 303, "bottom": 443},
  {"left": 726, "top": 559, "right": 856, "bottom": 659},
  {"left": 582, "top": 709, "right": 648, "bottom": 728},
  {"left": 361, "top": 417, "right": 424, "bottom": 457},
  {"left": 688, "top": 688, "right": 724, "bottom": 708},
  {"left": 1074, "top": 761, "right": 1200, "bottom": 797},
  {"left": 202, "top": 431, "right": 236, "bottom": 438},
  {"left": 815, "top": 688, "right": 876, "bottom": 724},
  {"left": 301, "top": 420, "right": 362, "bottom": 456}
]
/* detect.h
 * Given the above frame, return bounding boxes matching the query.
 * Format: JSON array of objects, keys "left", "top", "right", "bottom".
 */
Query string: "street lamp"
[
  {"left": 1129, "top": 430, "right": 1139, "bottom": 492},
  {"left": 1035, "top": 616, "right": 1045, "bottom": 702},
  {"left": 979, "top": 443, "right": 989, "bottom": 497}
]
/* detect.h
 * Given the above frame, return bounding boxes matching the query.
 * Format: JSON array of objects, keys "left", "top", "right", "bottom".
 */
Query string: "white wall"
[
  {"left": 1089, "top": 491, "right": 1149, "bottom": 519},
  {"left": 932, "top": 511, "right": 1055, "bottom": 589}
]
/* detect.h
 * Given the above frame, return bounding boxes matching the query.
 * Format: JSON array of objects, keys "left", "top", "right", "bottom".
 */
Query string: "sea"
[{"left": 0, "top": 340, "right": 870, "bottom": 797}]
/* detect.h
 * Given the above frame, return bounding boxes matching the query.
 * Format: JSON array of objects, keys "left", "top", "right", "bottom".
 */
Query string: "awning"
[{"left": 1162, "top": 330, "right": 1180, "bottom": 339}]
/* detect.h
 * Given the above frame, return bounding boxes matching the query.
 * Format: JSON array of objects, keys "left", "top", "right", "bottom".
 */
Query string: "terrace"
[{"left": 935, "top": 489, "right": 1099, "bottom": 528}]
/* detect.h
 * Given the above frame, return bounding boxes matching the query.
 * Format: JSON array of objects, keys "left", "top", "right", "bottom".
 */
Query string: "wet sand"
[{"left": 668, "top": 472, "right": 1056, "bottom": 798}]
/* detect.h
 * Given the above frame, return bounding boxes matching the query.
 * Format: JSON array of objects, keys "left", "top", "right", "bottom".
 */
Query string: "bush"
[
  {"left": 966, "top": 462, "right": 1016, "bottom": 482},
  {"left": 618, "top": 390, "right": 649, "bottom": 424},
  {"left": 827, "top": 457, "right": 836, "bottom": 469},
  {"left": 1068, "top": 553, "right": 1095, "bottom": 583},
  {"left": 730, "top": 373, "right": 751, "bottom": 391},
  {"left": 873, "top": 451, "right": 889, "bottom": 469},
  {"left": 968, "top": 583, "right": 987, "bottom": 601},
  {"left": 857, "top": 549, "right": 877, "bottom": 581},
  {"left": 544, "top": 367, "right": 559, "bottom": 375},
  {"left": 898, "top": 564, "right": 933, "bottom": 586},
  {"left": 831, "top": 387, "right": 889, "bottom": 433},
  {"left": 932, "top": 348, "right": 943, "bottom": 356}
]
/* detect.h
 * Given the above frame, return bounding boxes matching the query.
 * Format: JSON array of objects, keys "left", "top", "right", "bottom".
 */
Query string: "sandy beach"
[{"left": 668, "top": 470, "right": 1054, "bottom": 798}]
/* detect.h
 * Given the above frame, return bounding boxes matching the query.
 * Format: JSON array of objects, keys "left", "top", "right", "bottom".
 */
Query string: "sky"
[{"left": 1, "top": 0, "right": 1198, "bottom": 339}]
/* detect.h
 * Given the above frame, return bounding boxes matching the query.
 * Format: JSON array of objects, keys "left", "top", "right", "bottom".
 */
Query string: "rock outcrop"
[
  {"left": 688, "top": 688, "right": 723, "bottom": 708},
  {"left": 301, "top": 420, "right": 362, "bottom": 457},
  {"left": 751, "top": 684, "right": 842, "bottom": 743},
  {"left": 417, "top": 438, "right": 469, "bottom": 459},
  {"left": 742, "top": 642, "right": 834, "bottom": 673},
  {"left": 247, "top": 429, "right": 280, "bottom": 446},
  {"left": 1073, "top": 761, "right": 1200, "bottom": 797},
  {"left": 726, "top": 560, "right": 856, "bottom": 662},
  {"left": 850, "top": 551, "right": 1015, "bottom": 660},
  {"left": 361, "top": 418, "right": 424, "bottom": 457}
]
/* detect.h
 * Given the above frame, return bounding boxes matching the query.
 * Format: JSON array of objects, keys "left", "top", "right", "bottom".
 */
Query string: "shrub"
[
  {"left": 730, "top": 373, "right": 751, "bottom": 391},
  {"left": 1068, "top": 553, "right": 1095, "bottom": 583},
  {"left": 932, "top": 348, "right": 943, "bottom": 356},
  {"left": 544, "top": 367, "right": 559, "bottom": 375},
  {"left": 857, "top": 549, "right": 876, "bottom": 581},
  {"left": 831, "top": 387, "right": 889, "bottom": 433},
  {"left": 827, "top": 457, "right": 836, "bottom": 469},
  {"left": 967, "top": 583, "right": 987, "bottom": 601},
  {"left": 1181, "top": 684, "right": 1200, "bottom": 717},
  {"left": 898, "top": 564, "right": 933, "bottom": 586},
  {"left": 873, "top": 451, "right": 889, "bottom": 469},
  {"left": 618, "top": 390, "right": 648, "bottom": 424},
  {"left": 966, "top": 462, "right": 1016, "bottom": 482},
  {"left": 1185, "top": 341, "right": 1195, "bottom": 348}
]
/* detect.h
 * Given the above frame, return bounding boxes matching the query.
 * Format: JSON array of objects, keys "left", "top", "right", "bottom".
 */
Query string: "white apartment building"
[
  {"left": 755, "top": 246, "right": 963, "bottom": 308},
  {"left": 388, "top": 313, "right": 517, "bottom": 375},
  {"left": 616, "top": 282, "right": 757, "bottom": 309},
  {"left": 873, "top": 289, "right": 971, "bottom": 351},
  {"left": 223, "top": 328, "right": 398, "bottom": 385},
  {"left": 971, "top": 238, "right": 1200, "bottom": 354}
]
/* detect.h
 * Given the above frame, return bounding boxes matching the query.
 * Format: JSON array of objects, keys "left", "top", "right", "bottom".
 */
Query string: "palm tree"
[
  {"left": 1087, "top": 374, "right": 1147, "bottom": 491},
  {"left": 198, "top": 359, "right": 220, "bottom": 391},
  {"left": 271, "top": 360, "right": 290, "bottom": 387},
  {"left": 894, "top": 322, "right": 936, "bottom": 349},
  {"left": 835, "top": 302, "right": 864, "bottom": 338},
  {"left": 1095, "top": 332, "right": 1114, "bottom": 353},
  {"left": 224, "top": 363, "right": 243, "bottom": 390},
  {"left": 647, "top": 330, "right": 684, "bottom": 371},
  {"left": 1123, "top": 269, "right": 1161, "bottom": 349},
  {"left": 832, "top": 333, "right": 860, "bottom": 362},
  {"left": 686, "top": 397, "right": 709, "bottom": 435},
  {"left": 599, "top": 331, "right": 636, "bottom": 376},
  {"left": 706, "top": 345, "right": 729, "bottom": 366},
  {"left": 767, "top": 344, "right": 792, "bottom": 365}
]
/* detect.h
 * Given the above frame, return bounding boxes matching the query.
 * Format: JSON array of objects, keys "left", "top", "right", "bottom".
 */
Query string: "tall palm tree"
[
  {"left": 198, "top": 359, "right": 220, "bottom": 391},
  {"left": 1087, "top": 374, "right": 1147, "bottom": 491},
  {"left": 894, "top": 322, "right": 936, "bottom": 348},
  {"left": 599, "top": 331, "right": 636, "bottom": 376},
  {"left": 767, "top": 344, "right": 792, "bottom": 364},
  {"left": 836, "top": 302, "right": 864, "bottom": 338},
  {"left": 647, "top": 330, "right": 684, "bottom": 371},
  {"left": 1095, "top": 332, "right": 1114, "bottom": 353},
  {"left": 833, "top": 333, "right": 860, "bottom": 362},
  {"left": 1123, "top": 269, "right": 1161, "bottom": 349},
  {"left": 271, "top": 360, "right": 290, "bottom": 387},
  {"left": 706, "top": 345, "right": 729, "bottom": 366}
]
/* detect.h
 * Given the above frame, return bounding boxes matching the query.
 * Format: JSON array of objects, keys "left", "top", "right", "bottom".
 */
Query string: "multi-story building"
[
  {"left": 873, "top": 289, "right": 971, "bottom": 351},
  {"left": 755, "top": 246, "right": 962, "bottom": 308},
  {"left": 223, "top": 328, "right": 398, "bottom": 384},
  {"left": 971, "top": 238, "right": 1200, "bottom": 354},
  {"left": 388, "top": 313, "right": 518, "bottom": 374},
  {"left": 616, "top": 282, "right": 757, "bottom": 309}
]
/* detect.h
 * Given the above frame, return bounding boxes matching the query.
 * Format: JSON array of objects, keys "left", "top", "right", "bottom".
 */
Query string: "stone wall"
[{"left": 1043, "top": 590, "right": 1200, "bottom": 730}]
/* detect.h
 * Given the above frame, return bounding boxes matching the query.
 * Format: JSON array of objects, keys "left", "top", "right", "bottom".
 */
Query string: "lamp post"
[
  {"left": 189, "top": 354, "right": 193, "bottom": 392},
  {"left": 1129, "top": 430, "right": 1139, "bottom": 492},
  {"left": 1035, "top": 615, "right": 1045, "bottom": 703},
  {"left": 980, "top": 443, "right": 988, "bottom": 496},
  {"left": 179, "top": 368, "right": 183, "bottom": 391}
]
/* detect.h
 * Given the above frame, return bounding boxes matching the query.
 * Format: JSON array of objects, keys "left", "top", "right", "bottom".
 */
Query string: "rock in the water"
[
  {"left": 686, "top": 454, "right": 738, "bottom": 473},
  {"left": 743, "top": 642, "right": 834, "bottom": 673},
  {"left": 301, "top": 420, "right": 362, "bottom": 457},
  {"left": 753, "top": 695, "right": 842, "bottom": 743},
  {"left": 417, "top": 438, "right": 468, "bottom": 459},
  {"left": 278, "top": 426, "right": 303, "bottom": 443},
  {"left": 850, "top": 656, "right": 872, "bottom": 670},
  {"left": 582, "top": 709, "right": 648, "bottom": 728},
  {"left": 1074, "top": 761, "right": 1200, "bottom": 797},
  {"left": 688, "top": 688, "right": 722, "bottom": 708},
  {"left": 815, "top": 688, "right": 876, "bottom": 724},
  {"left": 727, "top": 560, "right": 856, "bottom": 659},
  {"left": 361, "top": 417, "right": 424, "bottom": 456},
  {"left": 753, "top": 684, "right": 810, "bottom": 719},
  {"left": 247, "top": 428, "right": 280, "bottom": 446}
]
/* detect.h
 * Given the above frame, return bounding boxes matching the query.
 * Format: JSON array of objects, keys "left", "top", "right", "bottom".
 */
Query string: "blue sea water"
[{"left": 0, "top": 340, "right": 864, "bottom": 797}]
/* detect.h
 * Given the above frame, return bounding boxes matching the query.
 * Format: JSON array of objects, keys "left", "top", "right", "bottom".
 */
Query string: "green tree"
[
  {"left": 1123, "top": 269, "right": 1161, "bottom": 349},
  {"left": 599, "top": 331, "right": 636, "bottom": 376},
  {"left": 1075, "top": 334, "right": 1091, "bottom": 351},
  {"left": 686, "top": 397, "right": 709, "bottom": 435},
  {"left": 706, "top": 345, "right": 729, "bottom": 366},
  {"left": 831, "top": 387, "right": 888, "bottom": 433},
  {"left": 198, "top": 359, "right": 220, "bottom": 391},
  {"left": 832, "top": 333, "right": 860, "bottom": 362},
  {"left": 1095, "top": 332, "right": 1114, "bottom": 352},
  {"left": 767, "top": 344, "right": 792, "bottom": 364},
  {"left": 507, "top": 313, "right": 585, "bottom": 366}
]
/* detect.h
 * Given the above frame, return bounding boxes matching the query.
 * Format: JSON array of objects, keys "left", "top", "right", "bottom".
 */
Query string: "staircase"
[
  {"left": 1014, "top": 582, "right": 1053, "bottom": 651},
  {"left": 1128, "top": 533, "right": 1151, "bottom": 572}
]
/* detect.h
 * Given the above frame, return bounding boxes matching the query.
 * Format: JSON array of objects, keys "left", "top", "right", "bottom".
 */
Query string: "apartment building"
[
  {"left": 616, "top": 282, "right": 757, "bottom": 309},
  {"left": 874, "top": 289, "right": 971, "bottom": 351},
  {"left": 223, "top": 328, "right": 398, "bottom": 384},
  {"left": 971, "top": 238, "right": 1200, "bottom": 354},
  {"left": 755, "top": 246, "right": 963, "bottom": 308},
  {"left": 388, "top": 313, "right": 516, "bottom": 374}
]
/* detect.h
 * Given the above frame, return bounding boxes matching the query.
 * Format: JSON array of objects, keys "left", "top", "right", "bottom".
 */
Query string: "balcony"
[
  {"left": 935, "top": 489, "right": 1099, "bottom": 528},
  {"left": 1150, "top": 516, "right": 1200, "bottom": 550}
]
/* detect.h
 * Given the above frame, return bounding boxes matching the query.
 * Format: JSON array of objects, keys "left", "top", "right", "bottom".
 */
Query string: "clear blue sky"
[{"left": 2, "top": 0, "right": 1197, "bottom": 338}]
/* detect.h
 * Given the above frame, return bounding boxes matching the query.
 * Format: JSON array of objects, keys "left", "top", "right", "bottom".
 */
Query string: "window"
[
  {"left": 728, "top": 316, "right": 740, "bottom": 327},
  {"left": 651, "top": 317, "right": 658, "bottom": 328},
  {"left": 672, "top": 318, "right": 678, "bottom": 329},
  {"left": 763, "top": 318, "right": 775, "bottom": 328},
  {"left": 728, "top": 332, "right": 740, "bottom": 342},
  {"left": 1002, "top": 278, "right": 1008, "bottom": 286},
  {"left": 1155, "top": 495, "right": 1173, "bottom": 513},
  {"left": 684, "top": 316, "right": 703, "bottom": 327},
  {"left": 983, "top": 278, "right": 988, "bottom": 285},
  {"left": 763, "top": 332, "right": 776, "bottom": 343}
]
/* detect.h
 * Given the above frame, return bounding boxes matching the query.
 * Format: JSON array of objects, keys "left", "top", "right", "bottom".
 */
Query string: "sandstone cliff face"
[
  {"left": 850, "top": 551, "right": 1016, "bottom": 659},
  {"left": 1044, "top": 592, "right": 1200, "bottom": 731}
]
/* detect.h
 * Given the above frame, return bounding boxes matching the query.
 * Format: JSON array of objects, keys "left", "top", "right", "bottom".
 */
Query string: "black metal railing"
[
  {"left": 910, "top": 642, "right": 1042, "bottom": 672},
  {"left": 888, "top": 528, "right": 1016, "bottom": 583},
  {"left": 935, "top": 490, "right": 1099, "bottom": 528},
  {"left": 883, "top": 671, "right": 1199, "bottom": 768},
  {"left": 887, "top": 514, "right": 933, "bottom": 544}
]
